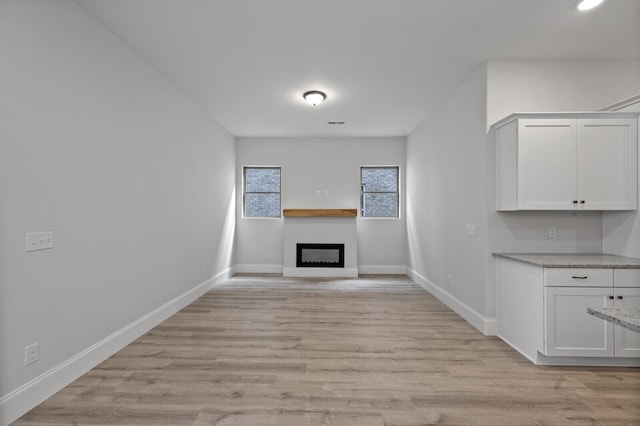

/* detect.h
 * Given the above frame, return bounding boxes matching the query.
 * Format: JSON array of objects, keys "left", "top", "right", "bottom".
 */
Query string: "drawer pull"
[
  {"left": 608, "top": 296, "right": 614, "bottom": 300},
  {"left": 571, "top": 276, "right": 588, "bottom": 279},
  {"left": 618, "top": 296, "right": 624, "bottom": 300}
]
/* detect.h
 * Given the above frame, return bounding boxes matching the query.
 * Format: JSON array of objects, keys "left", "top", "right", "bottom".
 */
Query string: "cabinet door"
[
  {"left": 517, "top": 119, "right": 577, "bottom": 210},
  {"left": 544, "top": 287, "right": 614, "bottom": 357},
  {"left": 613, "top": 288, "right": 640, "bottom": 358},
  {"left": 577, "top": 118, "right": 638, "bottom": 210}
]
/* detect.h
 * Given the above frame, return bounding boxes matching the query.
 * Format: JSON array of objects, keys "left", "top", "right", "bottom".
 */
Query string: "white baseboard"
[
  {"left": 498, "top": 333, "right": 539, "bottom": 365},
  {"left": 535, "top": 353, "right": 640, "bottom": 367},
  {"left": 483, "top": 317, "right": 498, "bottom": 336},
  {"left": 282, "top": 267, "right": 359, "bottom": 278},
  {"left": 496, "top": 335, "right": 640, "bottom": 367},
  {"left": 234, "top": 264, "right": 406, "bottom": 276},
  {"left": 358, "top": 265, "right": 407, "bottom": 275},
  {"left": 234, "top": 264, "right": 283, "bottom": 274},
  {"left": 406, "top": 267, "right": 497, "bottom": 336},
  {"left": 0, "top": 267, "right": 233, "bottom": 426}
]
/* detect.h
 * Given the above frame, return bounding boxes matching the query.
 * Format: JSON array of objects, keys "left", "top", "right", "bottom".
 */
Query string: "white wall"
[
  {"left": 406, "top": 65, "right": 490, "bottom": 328},
  {"left": 0, "top": 1, "right": 236, "bottom": 422},
  {"left": 603, "top": 98, "right": 640, "bottom": 258},
  {"left": 235, "top": 137, "right": 406, "bottom": 274},
  {"left": 486, "top": 60, "right": 640, "bottom": 127}
]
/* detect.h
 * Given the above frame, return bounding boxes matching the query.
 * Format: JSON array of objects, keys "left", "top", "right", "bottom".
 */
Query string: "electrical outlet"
[
  {"left": 324, "top": 190, "right": 329, "bottom": 197},
  {"left": 465, "top": 224, "right": 476, "bottom": 236},
  {"left": 25, "top": 231, "right": 54, "bottom": 252},
  {"left": 315, "top": 190, "right": 321, "bottom": 197},
  {"left": 548, "top": 227, "right": 557, "bottom": 239},
  {"left": 378, "top": 253, "right": 384, "bottom": 261},
  {"left": 447, "top": 275, "right": 452, "bottom": 285},
  {"left": 25, "top": 342, "right": 39, "bottom": 366}
]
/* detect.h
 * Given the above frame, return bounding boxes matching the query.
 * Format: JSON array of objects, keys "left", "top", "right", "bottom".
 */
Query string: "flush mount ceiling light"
[
  {"left": 577, "top": 0, "right": 604, "bottom": 11},
  {"left": 303, "top": 90, "right": 326, "bottom": 106}
]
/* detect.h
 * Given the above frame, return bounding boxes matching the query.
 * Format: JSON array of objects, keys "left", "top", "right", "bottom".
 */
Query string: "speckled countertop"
[
  {"left": 493, "top": 253, "right": 640, "bottom": 269},
  {"left": 587, "top": 307, "right": 640, "bottom": 333}
]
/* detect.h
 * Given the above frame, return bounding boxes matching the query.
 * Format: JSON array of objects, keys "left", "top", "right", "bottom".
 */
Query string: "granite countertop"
[
  {"left": 493, "top": 253, "right": 640, "bottom": 269},
  {"left": 587, "top": 307, "right": 640, "bottom": 333}
]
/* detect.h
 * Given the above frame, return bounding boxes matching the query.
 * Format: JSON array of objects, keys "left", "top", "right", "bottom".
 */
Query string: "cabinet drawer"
[
  {"left": 544, "top": 268, "right": 613, "bottom": 287},
  {"left": 614, "top": 269, "right": 640, "bottom": 288}
]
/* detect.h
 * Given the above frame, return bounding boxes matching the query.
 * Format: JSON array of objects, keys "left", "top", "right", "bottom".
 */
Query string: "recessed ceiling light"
[
  {"left": 303, "top": 91, "right": 326, "bottom": 106},
  {"left": 577, "top": 0, "right": 604, "bottom": 11}
]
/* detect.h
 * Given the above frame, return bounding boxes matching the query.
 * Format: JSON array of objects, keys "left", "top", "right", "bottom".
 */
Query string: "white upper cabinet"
[
  {"left": 578, "top": 119, "right": 637, "bottom": 210},
  {"left": 495, "top": 112, "right": 638, "bottom": 211},
  {"left": 517, "top": 119, "right": 577, "bottom": 210}
]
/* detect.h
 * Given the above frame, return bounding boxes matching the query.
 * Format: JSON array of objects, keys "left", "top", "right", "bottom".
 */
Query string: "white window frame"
[
  {"left": 243, "top": 166, "right": 282, "bottom": 218},
  {"left": 360, "top": 166, "right": 400, "bottom": 219}
]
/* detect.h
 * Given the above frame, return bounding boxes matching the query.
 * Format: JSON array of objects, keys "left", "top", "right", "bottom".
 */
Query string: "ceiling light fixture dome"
[
  {"left": 577, "top": 0, "right": 604, "bottom": 11},
  {"left": 303, "top": 90, "right": 326, "bottom": 106}
]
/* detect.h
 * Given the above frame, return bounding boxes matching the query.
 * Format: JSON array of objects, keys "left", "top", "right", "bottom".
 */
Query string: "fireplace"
[
  {"left": 296, "top": 243, "right": 345, "bottom": 268},
  {"left": 284, "top": 213, "right": 357, "bottom": 277}
]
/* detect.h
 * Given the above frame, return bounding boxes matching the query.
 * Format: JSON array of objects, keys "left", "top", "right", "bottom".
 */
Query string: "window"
[
  {"left": 361, "top": 166, "right": 399, "bottom": 218},
  {"left": 244, "top": 167, "right": 281, "bottom": 218}
]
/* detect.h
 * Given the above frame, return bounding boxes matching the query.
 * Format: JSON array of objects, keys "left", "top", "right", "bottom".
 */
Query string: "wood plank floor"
[{"left": 15, "top": 275, "right": 640, "bottom": 425}]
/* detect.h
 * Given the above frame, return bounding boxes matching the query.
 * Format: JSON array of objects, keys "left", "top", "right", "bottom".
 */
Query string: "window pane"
[
  {"left": 361, "top": 167, "right": 397, "bottom": 192},
  {"left": 244, "top": 167, "right": 281, "bottom": 218},
  {"left": 362, "top": 193, "right": 398, "bottom": 217},
  {"left": 361, "top": 166, "right": 399, "bottom": 217},
  {"left": 245, "top": 168, "right": 280, "bottom": 193},
  {"left": 245, "top": 193, "right": 280, "bottom": 217}
]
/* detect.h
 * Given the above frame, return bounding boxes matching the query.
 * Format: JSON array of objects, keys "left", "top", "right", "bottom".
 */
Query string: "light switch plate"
[
  {"left": 465, "top": 224, "right": 476, "bottom": 236},
  {"left": 26, "top": 231, "right": 54, "bottom": 252}
]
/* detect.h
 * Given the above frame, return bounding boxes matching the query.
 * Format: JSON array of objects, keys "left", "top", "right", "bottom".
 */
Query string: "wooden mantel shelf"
[{"left": 283, "top": 209, "right": 358, "bottom": 217}]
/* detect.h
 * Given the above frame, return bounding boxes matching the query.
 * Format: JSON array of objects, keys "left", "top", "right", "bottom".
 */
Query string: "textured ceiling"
[{"left": 77, "top": 0, "right": 640, "bottom": 137}]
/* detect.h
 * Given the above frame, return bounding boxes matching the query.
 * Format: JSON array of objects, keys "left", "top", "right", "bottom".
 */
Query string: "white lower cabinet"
[
  {"left": 496, "top": 258, "right": 640, "bottom": 365},
  {"left": 544, "top": 281, "right": 640, "bottom": 358},
  {"left": 544, "top": 287, "right": 614, "bottom": 357}
]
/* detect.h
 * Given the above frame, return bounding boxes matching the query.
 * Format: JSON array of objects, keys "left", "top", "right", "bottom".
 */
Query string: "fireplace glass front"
[{"left": 296, "top": 243, "right": 345, "bottom": 268}]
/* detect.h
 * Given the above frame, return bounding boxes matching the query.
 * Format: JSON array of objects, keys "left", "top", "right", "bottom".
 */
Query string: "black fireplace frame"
[{"left": 296, "top": 243, "right": 345, "bottom": 268}]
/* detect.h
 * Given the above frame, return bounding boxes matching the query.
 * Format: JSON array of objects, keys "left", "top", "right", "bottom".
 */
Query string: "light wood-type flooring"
[{"left": 15, "top": 275, "right": 640, "bottom": 425}]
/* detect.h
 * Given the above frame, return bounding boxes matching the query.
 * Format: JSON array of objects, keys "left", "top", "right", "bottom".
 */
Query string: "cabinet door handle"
[
  {"left": 572, "top": 200, "right": 578, "bottom": 204},
  {"left": 608, "top": 296, "right": 614, "bottom": 300},
  {"left": 571, "top": 276, "right": 588, "bottom": 279},
  {"left": 580, "top": 200, "right": 586, "bottom": 204},
  {"left": 617, "top": 296, "right": 623, "bottom": 300}
]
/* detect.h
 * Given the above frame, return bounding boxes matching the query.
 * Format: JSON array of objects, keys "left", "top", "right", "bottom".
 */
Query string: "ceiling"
[{"left": 77, "top": 0, "right": 640, "bottom": 138}]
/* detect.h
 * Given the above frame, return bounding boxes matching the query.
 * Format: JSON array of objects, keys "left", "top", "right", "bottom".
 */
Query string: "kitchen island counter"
[{"left": 588, "top": 307, "right": 640, "bottom": 333}]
